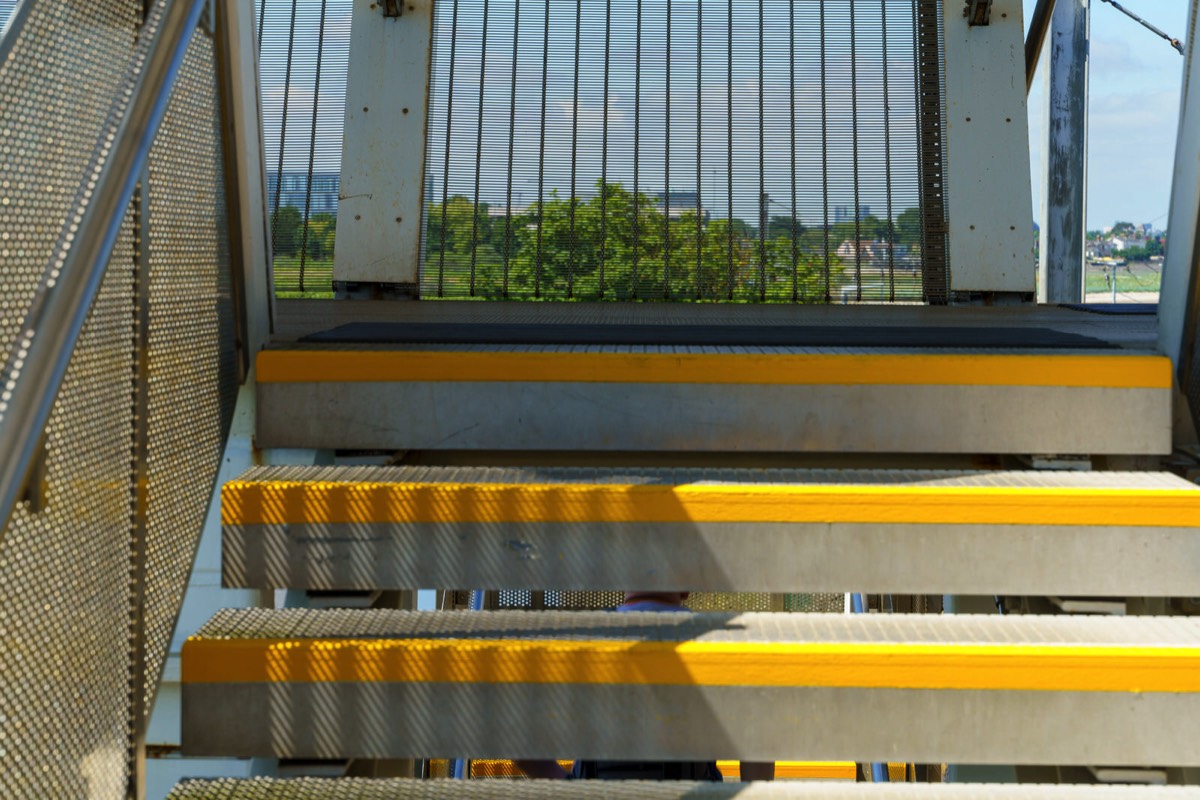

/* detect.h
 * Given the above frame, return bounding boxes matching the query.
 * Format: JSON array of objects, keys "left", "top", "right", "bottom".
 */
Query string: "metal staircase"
[{"left": 176, "top": 308, "right": 1200, "bottom": 794}]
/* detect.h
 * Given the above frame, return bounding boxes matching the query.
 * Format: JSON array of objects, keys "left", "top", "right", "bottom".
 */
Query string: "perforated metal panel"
[
  {"left": 0, "top": 4, "right": 238, "bottom": 796},
  {"left": 0, "top": 1, "right": 141, "bottom": 795},
  {"left": 142, "top": 29, "right": 239, "bottom": 711},
  {"left": 0, "top": 220, "right": 136, "bottom": 798}
]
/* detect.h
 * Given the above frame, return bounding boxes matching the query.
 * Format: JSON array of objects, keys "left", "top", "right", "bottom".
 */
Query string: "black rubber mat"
[
  {"left": 1061, "top": 303, "right": 1157, "bottom": 316},
  {"left": 303, "top": 322, "right": 1117, "bottom": 349}
]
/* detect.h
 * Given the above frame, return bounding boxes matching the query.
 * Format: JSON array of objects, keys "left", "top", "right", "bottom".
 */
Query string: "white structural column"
[
  {"left": 1038, "top": 0, "right": 1089, "bottom": 304},
  {"left": 217, "top": 0, "right": 274, "bottom": 362},
  {"left": 942, "top": 0, "right": 1036, "bottom": 294},
  {"left": 333, "top": 0, "right": 434, "bottom": 295},
  {"left": 1159, "top": 5, "right": 1200, "bottom": 366}
]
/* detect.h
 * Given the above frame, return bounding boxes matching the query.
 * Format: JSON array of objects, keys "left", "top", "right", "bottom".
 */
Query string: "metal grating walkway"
[{"left": 167, "top": 778, "right": 1200, "bottom": 799}]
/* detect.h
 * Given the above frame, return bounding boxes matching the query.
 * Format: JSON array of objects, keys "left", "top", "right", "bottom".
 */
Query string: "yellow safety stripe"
[
  {"left": 221, "top": 481, "right": 1200, "bottom": 528},
  {"left": 720, "top": 761, "right": 860, "bottom": 781},
  {"left": 256, "top": 350, "right": 1171, "bottom": 389},
  {"left": 181, "top": 638, "right": 1200, "bottom": 693},
  {"left": 467, "top": 760, "right": 859, "bottom": 780}
]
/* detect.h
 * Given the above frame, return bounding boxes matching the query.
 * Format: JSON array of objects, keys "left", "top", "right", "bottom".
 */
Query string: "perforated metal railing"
[
  {"left": 423, "top": 0, "right": 948, "bottom": 303},
  {"left": 0, "top": 2, "right": 238, "bottom": 796}
]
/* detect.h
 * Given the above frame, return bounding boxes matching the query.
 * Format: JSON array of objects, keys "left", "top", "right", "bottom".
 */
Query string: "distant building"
[
  {"left": 1108, "top": 234, "right": 1147, "bottom": 252},
  {"left": 833, "top": 204, "right": 872, "bottom": 224},
  {"left": 266, "top": 171, "right": 340, "bottom": 217},
  {"left": 653, "top": 192, "right": 710, "bottom": 223},
  {"left": 836, "top": 239, "right": 910, "bottom": 267}
]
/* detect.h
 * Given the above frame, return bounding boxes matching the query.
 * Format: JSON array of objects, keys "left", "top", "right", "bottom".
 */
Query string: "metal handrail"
[{"left": 0, "top": 0, "right": 208, "bottom": 535}]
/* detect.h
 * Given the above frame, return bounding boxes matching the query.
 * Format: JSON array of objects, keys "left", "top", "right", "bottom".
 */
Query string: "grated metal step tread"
[
  {"left": 190, "top": 607, "right": 1200, "bottom": 648},
  {"left": 166, "top": 778, "right": 1200, "bottom": 799},
  {"left": 253, "top": 348, "right": 1171, "bottom": 455},
  {"left": 229, "top": 465, "right": 1199, "bottom": 489},
  {"left": 181, "top": 610, "right": 1200, "bottom": 764},
  {"left": 222, "top": 468, "right": 1200, "bottom": 595}
]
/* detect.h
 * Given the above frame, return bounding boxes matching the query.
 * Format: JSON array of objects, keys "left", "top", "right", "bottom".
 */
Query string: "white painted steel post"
[
  {"left": 942, "top": 0, "right": 1036, "bottom": 295},
  {"left": 1158, "top": 4, "right": 1200, "bottom": 365},
  {"left": 333, "top": 0, "right": 434, "bottom": 296},
  {"left": 1038, "top": 0, "right": 1089, "bottom": 304}
]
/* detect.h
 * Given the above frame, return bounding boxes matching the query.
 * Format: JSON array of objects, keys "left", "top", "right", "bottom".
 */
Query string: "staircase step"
[
  {"left": 181, "top": 609, "right": 1200, "bottom": 765},
  {"left": 167, "top": 778, "right": 1200, "bottom": 799},
  {"left": 222, "top": 466, "right": 1200, "bottom": 595},
  {"left": 254, "top": 346, "right": 1170, "bottom": 454}
]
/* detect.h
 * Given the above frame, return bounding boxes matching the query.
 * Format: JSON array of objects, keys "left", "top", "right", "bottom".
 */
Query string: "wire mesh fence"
[{"left": 422, "top": 0, "right": 946, "bottom": 303}]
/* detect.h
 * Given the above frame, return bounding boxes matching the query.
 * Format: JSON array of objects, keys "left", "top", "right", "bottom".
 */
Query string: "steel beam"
[{"left": 1038, "top": 0, "right": 1089, "bottom": 304}]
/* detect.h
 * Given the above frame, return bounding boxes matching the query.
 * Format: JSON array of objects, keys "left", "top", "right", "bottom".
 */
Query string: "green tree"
[
  {"left": 271, "top": 206, "right": 302, "bottom": 257},
  {"left": 895, "top": 207, "right": 922, "bottom": 249},
  {"left": 426, "top": 180, "right": 839, "bottom": 302},
  {"left": 303, "top": 213, "right": 337, "bottom": 261}
]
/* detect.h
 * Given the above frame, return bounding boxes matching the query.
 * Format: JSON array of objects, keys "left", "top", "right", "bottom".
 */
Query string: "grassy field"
[
  {"left": 270, "top": 258, "right": 928, "bottom": 302},
  {"left": 1084, "top": 260, "right": 1162, "bottom": 296},
  {"left": 273, "top": 256, "right": 334, "bottom": 299}
]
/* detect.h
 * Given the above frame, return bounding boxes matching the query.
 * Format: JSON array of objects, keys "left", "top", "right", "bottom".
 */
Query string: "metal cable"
[
  {"left": 756, "top": 0, "right": 766, "bottom": 302},
  {"left": 469, "top": 0, "right": 490, "bottom": 297},
  {"left": 533, "top": 0, "right": 550, "bottom": 298},
  {"left": 820, "top": 0, "right": 831, "bottom": 302},
  {"left": 632, "top": 0, "right": 642, "bottom": 298},
  {"left": 502, "top": 0, "right": 520, "bottom": 299},
  {"left": 269, "top": 0, "right": 299, "bottom": 259},
  {"left": 296, "top": 0, "right": 327, "bottom": 294},
  {"left": 1099, "top": 0, "right": 1185, "bottom": 55},
  {"left": 568, "top": 0, "right": 582, "bottom": 299},
  {"left": 851, "top": 0, "right": 862, "bottom": 302},
  {"left": 789, "top": 0, "right": 799, "bottom": 302},
  {"left": 695, "top": 0, "right": 703, "bottom": 300},
  {"left": 882, "top": 0, "right": 895, "bottom": 302},
  {"left": 437, "top": 0, "right": 461, "bottom": 298},
  {"left": 725, "top": 0, "right": 733, "bottom": 300},
  {"left": 598, "top": 0, "right": 611, "bottom": 299},
  {"left": 662, "top": 0, "right": 671, "bottom": 299}
]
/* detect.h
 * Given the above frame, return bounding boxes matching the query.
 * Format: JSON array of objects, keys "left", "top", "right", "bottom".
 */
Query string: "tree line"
[
  {"left": 425, "top": 181, "right": 924, "bottom": 302},
  {"left": 270, "top": 180, "right": 928, "bottom": 302},
  {"left": 271, "top": 206, "right": 336, "bottom": 262}
]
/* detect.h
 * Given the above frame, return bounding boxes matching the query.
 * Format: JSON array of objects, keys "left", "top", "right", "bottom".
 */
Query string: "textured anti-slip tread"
[
  {"left": 192, "top": 608, "right": 1200, "bottom": 648},
  {"left": 228, "top": 465, "right": 1198, "bottom": 490},
  {"left": 166, "top": 778, "right": 1200, "bottom": 799}
]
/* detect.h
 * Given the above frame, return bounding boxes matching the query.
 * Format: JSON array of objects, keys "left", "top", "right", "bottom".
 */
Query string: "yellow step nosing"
[
  {"left": 467, "top": 759, "right": 860, "bottom": 780},
  {"left": 220, "top": 481, "right": 1200, "bottom": 527},
  {"left": 181, "top": 637, "right": 1200, "bottom": 694},
  {"left": 256, "top": 349, "right": 1172, "bottom": 390}
]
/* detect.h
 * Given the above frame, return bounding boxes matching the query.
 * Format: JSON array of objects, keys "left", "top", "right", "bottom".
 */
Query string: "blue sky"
[{"left": 1024, "top": 0, "right": 1188, "bottom": 230}]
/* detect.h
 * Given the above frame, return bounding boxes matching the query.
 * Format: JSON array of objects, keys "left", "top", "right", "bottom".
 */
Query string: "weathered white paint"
[
  {"left": 333, "top": 0, "right": 434, "bottom": 290},
  {"left": 1038, "top": 0, "right": 1089, "bottom": 304},
  {"left": 942, "top": 0, "right": 1037, "bottom": 294},
  {"left": 1158, "top": 3, "right": 1200, "bottom": 365}
]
